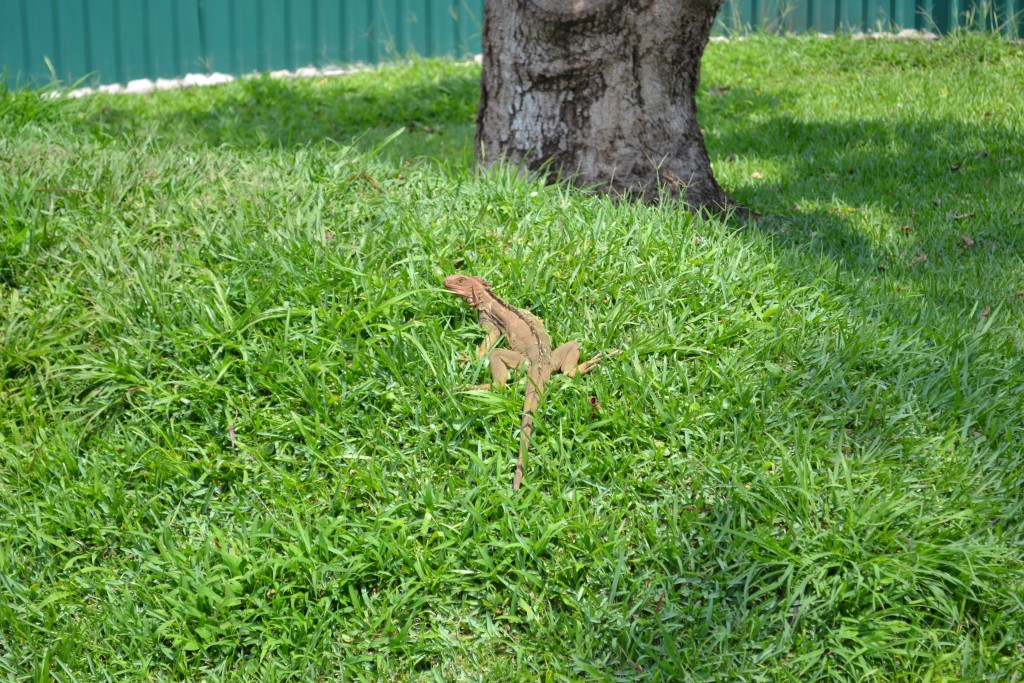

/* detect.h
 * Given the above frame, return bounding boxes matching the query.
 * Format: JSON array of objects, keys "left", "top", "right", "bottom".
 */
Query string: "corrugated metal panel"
[
  {"left": 1, "top": 0, "right": 484, "bottom": 86},
  {"left": 1, "top": 0, "right": 1019, "bottom": 87},
  {"left": 718, "top": 0, "right": 1022, "bottom": 33}
]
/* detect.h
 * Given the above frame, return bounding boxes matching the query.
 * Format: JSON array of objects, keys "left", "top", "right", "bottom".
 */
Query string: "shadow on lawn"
[
  {"left": 701, "top": 86, "right": 1024, "bottom": 324},
  {"left": 706, "top": 86, "right": 1021, "bottom": 216},
  {"left": 83, "top": 72, "right": 1022, "bottom": 323},
  {"left": 190, "top": 72, "right": 478, "bottom": 147},
  {"left": 81, "top": 67, "right": 481, "bottom": 166},
  {"left": 179, "top": 70, "right": 478, "bottom": 164}
]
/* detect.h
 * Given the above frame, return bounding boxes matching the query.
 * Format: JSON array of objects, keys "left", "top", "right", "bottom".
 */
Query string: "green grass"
[{"left": 2, "top": 36, "right": 1023, "bottom": 681}]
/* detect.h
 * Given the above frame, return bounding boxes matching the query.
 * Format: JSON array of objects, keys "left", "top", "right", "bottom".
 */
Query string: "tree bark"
[{"left": 475, "top": 0, "right": 741, "bottom": 214}]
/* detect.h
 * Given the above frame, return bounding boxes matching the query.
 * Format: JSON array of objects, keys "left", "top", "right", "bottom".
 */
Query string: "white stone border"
[
  {"left": 57, "top": 64, "right": 362, "bottom": 99},
  {"left": 709, "top": 28, "right": 939, "bottom": 42},
  {"left": 49, "top": 54, "right": 486, "bottom": 99}
]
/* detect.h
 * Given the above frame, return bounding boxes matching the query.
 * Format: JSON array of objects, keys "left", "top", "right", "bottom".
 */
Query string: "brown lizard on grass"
[{"left": 443, "top": 274, "right": 614, "bottom": 490}]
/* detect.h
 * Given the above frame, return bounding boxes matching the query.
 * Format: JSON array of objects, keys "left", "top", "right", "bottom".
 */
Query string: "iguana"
[{"left": 443, "top": 274, "right": 613, "bottom": 490}]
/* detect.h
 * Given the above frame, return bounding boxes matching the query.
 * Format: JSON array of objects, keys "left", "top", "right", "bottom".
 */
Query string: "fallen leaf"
[
  {"left": 983, "top": 112, "right": 992, "bottom": 119},
  {"left": 960, "top": 235, "right": 975, "bottom": 247},
  {"left": 912, "top": 252, "right": 928, "bottom": 265},
  {"left": 709, "top": 86, "right": 732, "bottom": 95},
  {"left": 900, "top": 224, "right": 912, "bottom": 233},
  {"left": 693, "top": 235, "right": 703, "bottom": 246},
  {"left": 588, "top": 396, "right": 602, "bottom": 412},
  {"left": 1015, "top": 291, "right": 1024, "bottom": 298},
  {"left": 751, "top": 171, "right": 764, "bottom": 179},
  {"left": 980, "top": 306, "right": 991, "bottom": 318}
]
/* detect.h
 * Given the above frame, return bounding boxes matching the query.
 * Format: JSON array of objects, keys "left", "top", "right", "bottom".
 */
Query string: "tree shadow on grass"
[
  {"left": 191, "top": 71, "right": 478, "bottom": 150},
  {"left": 76, "top": 68, "right": 1022, "bottom": 331},
  {"left": 701, "top": 86, "right": 1024, "bottom": 330},
  {"left": 81, "top": 65, "right": 481, "bottom": 168}
]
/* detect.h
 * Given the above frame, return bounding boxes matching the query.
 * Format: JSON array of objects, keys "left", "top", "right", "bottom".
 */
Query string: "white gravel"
[
  {"left": 54, "top": 62, "right": 382, "bottom": 99},
  {"left": 853, "top": 28, "right": 940, "bottom": 40},
  {"left": 48, "top": 53, "right": 489, "bottom": 99},
  {"left": 708, "top": 28, "right": 939, "bottom": 42}
]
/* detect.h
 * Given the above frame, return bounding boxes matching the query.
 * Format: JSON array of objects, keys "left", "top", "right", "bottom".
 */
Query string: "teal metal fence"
[
  {"left": 2, "top": 0, "right": 1020, "bottom": 87},
  {"left": 2, "top": 0, "right": 484, "bottom": 86},
  {"left": 721, "top": 0, "right": 1021, "bottom": 34}
]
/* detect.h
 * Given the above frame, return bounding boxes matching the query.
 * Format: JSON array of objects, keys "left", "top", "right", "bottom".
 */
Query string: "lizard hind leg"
[
  {"left": 551, "top": 341, "right": 581, "bottom": 377},
  {"left": 577, "top": 349, "right": 620, "bottom": 376}
]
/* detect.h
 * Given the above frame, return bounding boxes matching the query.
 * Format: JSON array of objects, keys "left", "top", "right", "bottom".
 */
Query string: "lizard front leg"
[
  {"left": 457, "top": 348, "right": 526, "bottom": 391},
  {"left": 458, "top": 324, "right": 501, "bottom": 365},
  {"left": 489, "top": 348, "right": 528, "bottom": 387},
  {"left": 475, "top": 325, "right": 502, "bottom": 360}
]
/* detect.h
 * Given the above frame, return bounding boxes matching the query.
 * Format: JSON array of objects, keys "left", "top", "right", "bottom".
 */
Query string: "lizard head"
[{"left": 443, "top": 274, "right": 492, "bottom": 308}]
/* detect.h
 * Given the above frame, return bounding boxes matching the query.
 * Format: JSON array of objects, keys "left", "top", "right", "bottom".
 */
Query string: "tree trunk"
[{"left": 475, "top": 0, "right": 740, "bottom": 214}]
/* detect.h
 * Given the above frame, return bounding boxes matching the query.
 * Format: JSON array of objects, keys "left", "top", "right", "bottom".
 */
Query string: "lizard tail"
[
  {"left": 513, "top": 373, "right": 544, "bottom": 491},
  {"left": 513, "top": 413, "right": 533, "bottom": 491}
]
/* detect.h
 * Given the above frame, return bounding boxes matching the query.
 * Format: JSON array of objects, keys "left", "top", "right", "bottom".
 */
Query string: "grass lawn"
[{"left": 2, "top": 33, "right": 1024, "bottom": 681}]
